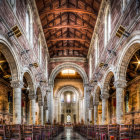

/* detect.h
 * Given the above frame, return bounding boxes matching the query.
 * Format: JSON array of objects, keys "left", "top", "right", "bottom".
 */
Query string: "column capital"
[
  {"left": 11, "top": 80, "right": 23, "bottom": 88},
  {"left": 44, "top": 105, "right": 48, "bottom": 110},
  {"left": 28, "top": 94, "right": 36, "bottom": 100},
  {"left": 93, "top": 101, "right": 99, "bottom": 106},
  {"left": 114, "top": 79, "right": 127, "bottom": 88},
  {"left": 38, "top": 101, "right": 44, "bottom": 106},
  {"left": 100, "top": 93, "right": 109, "bottom": 100}
]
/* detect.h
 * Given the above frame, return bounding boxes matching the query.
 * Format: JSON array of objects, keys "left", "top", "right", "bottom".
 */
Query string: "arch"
[
  {"left": 22, "top": 69, "right": 35, "bottom": 94},
  {"left": 89, "top": 95, "right": 93, "bottom": 108},
  {"left": 0, "top": 34, "right": 20, "bottom": 81},
  {"left": 116, "top": 32, "right": 140, "bottom": 80},
  {"left": 56, "top": 85, "right": 80, "bottom": 99},
  {"left": 49, "top": 62, "right": 88, "bottom": 85},
  {"left": 102, "top": 70, "right": 114, "bottom": 90},
  {"left": 36, "top": 87, "right": 42, "bottom": 101},
  {"left": 93, "top": 85, "right": 101, "bottom": 102}
]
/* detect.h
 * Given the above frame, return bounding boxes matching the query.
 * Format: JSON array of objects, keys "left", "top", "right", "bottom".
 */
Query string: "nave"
[{"left": 54, "top": 127, "right": 86, "bottom": 140}]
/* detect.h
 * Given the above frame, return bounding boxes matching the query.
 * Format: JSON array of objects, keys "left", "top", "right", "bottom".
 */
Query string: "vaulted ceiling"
[{"left": 36, "top": 0, "right": 102, "bottom": 58}]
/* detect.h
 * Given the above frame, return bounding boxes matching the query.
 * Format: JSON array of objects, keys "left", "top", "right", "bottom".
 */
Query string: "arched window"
[
  {"left": 104, "top": 6, "right": 111, "bottom": 47},
  {"left": 7, "top": 0, "right": 16, "bottom": 11},
  {"left": 95, "top": 35, "right": 99, "bottom": 67},
  {"left": 26, "top": 10, "right": 30, "bottom": 40},
  {"left": 67, "top": 94, "right": 71, "bottom": 103},
  {"left": 26, "top": 7, "right": 33, "bottom": 47},
  {"left": 38, "top": 37, "right": 42, "bottom": 65},
  {"left": 122, "top": 0, "right": 130, "bottom": 11},
  {"left": 89, "top": 54, "right": 92, "bottom": 80},
  {"left": 46, "top": 56, "right": 48, "bottom": 79},
  {"left": 73, "top": 94, "right": 76, "bottom": 102}
]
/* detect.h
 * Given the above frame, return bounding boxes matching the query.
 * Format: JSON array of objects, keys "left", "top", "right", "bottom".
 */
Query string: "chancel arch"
[
  {"left": 49, "top": 62, "right": 88, "bottom": 86},
  {"left": 56, "top": 85, "right": 81, "bottom": 124}
]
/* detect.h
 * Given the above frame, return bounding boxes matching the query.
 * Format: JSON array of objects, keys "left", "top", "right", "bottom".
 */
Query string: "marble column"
[
  {"left": 11, "top": 80, "right": 23, "bottom": 124},
  {"left": 114, "top": 79, "right": 127, "bottom": 124},
  {"left": 93, "top": 102, "right": 99, "bottom": 125},
  {"left": 38, "top": 101, "right": 44, "bottom": 125},
  {"left": 101, "top": 90, "right": 109, "bottom": 125},
  {"left": 28, "top": 93, "right": 36, "bottom": 125}
]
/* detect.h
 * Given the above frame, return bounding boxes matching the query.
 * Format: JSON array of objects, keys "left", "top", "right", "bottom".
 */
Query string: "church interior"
[{"left": 0, "top": 0, "right": 140, "bottom": 139}]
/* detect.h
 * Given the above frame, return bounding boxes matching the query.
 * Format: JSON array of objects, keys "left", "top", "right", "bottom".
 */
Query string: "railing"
[
  {"left": 74, "top": 124, "right": 140, "bottom": 140},
  {"left": 0, "top": 124, "right": 64, "bottom": 139}
]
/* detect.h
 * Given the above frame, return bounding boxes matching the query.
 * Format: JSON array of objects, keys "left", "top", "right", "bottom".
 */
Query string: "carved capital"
[
  {"left": 11, "top": 80, "right": 23, "bottom": 88},
  {"left": 100, "top": 93, "right": 109, "bottom": 100},
  {"left": 38, "top": 101, "right": 44, "bottom": 106},
  {"left": 44, "top": 105, "right": 48, "bottom": 110},
  {"left": 114, "top": 80, "right": 127, "bottom": 88},
  {"left": 93, "top": 101, "right": 99, "bottom": 106},
  {"left": 28, "top": 94, "right": 36, "bottom": 100}
]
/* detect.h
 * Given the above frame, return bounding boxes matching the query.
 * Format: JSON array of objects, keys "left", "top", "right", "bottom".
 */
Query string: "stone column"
[
  {"left": 44, "top": 105, "right": 48, "bottom": 123},
  {"left": 47, "top": 85, "right": 54, "bottom": 124},
  {"left": 28, "top": 93, "right": 36, "bottom": 125},
  {"left": 11, "top": 80, "right": 23, "bottom": 124},
  {"left": 93, "top": 102, "right": 99, "bottom": 125},
  {"left": 38, "top": 101, "right": 44, "bottom": 125},
  {"left": 89, "top": 107, "right": 93, "bottom": 123},
  {"left": 84, "top": 85, "right": 92, "bottom": 124},
  {"left": 114, "top": 80, "right": 127, "bottom": 124},
  {"left": 101, "top": 90, "right": 109, "bottom": 125}
]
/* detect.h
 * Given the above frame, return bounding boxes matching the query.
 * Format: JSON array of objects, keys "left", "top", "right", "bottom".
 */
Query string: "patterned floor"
[{"left": 54, "top": 127, "right": 87, "bottom": 140}]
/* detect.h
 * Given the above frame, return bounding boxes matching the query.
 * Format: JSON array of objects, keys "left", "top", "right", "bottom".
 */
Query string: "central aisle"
[{"left": 54, "top": 127, "right": 87, "bottom": 140}]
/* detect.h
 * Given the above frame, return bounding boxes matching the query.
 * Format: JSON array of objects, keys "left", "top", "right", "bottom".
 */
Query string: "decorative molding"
[
  {"left": 28, "top": 94, "right": 36, "bottom": 100},
  {"left": 50, "top": 57, "right": 87, "bottom": 63},
  {"left": 114, "top": 79, "right": 127, "bottom": 88},
  {"left": 10, "top": 80, "right": 23, "bottom": 88}
]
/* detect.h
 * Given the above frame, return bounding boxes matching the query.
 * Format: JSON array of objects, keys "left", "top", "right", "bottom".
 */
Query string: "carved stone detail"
[
  {"left": 100, "top": 93, "right": 109, "bottom": 100},
  {"left": 38, "top": 101, "right": 44, "bottom": 106},
  {"left": 114, "top": 80, "right": 127, "bottom": 88},
  {"left": 11, "top": 80, "right": 23, "bottom": 88},
  {"left": 93, "top": 101, "right": 99, "bottom": 106},
  {"left": 28, "top": 94, "right": 36, "bottom": 100}
]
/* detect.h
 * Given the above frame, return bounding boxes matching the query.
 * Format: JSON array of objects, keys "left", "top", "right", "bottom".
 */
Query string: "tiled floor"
[{"left": 54, "top": 127, "right": 87, "bottom": 140}]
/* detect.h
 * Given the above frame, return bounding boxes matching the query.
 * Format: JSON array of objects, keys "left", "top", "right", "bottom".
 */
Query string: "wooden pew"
[
  {"left": 119, "top": 124, "right": 132, "bottom": 140},
  {"left": 22, "top": 125, "right": 33, "bottom": 140},
  {"left": 132, "top": 124, "right": 140, "bottom": 139},
  {"left": 0, "top": 125, "right": 6, "bottom": 140},
  {"left": 9, "top": 125, "right": 21, "bottom": 140},
  {"left": 99, "top": 125, "right": 108, "bottom": 140},
  {"left": 108, "top": 125, "right": 119, "bottom": 140}
]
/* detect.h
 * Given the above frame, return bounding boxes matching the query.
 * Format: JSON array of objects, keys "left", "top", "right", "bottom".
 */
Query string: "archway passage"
[
  {"left": 124, "top": 49, "right": 140, "bottom": 124},
  {"left": 108, "top": 75, "right": 116, "bottom": 124},
  {"left": 53, "top": 68, "right": 85, "bottom": 125},
  {"left": 0, "top": 51, "right": 13, "bottom": 124}
]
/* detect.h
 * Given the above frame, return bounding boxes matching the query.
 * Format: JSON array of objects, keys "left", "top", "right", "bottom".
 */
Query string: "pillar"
[
  {"left": 114, "top": 79, "right": 127, "bottom": 124},
  {"left": 28, "top": 93, "right": 36, "bottom": 124},
  {"left": 84, "top": 85, "right": 91, "bottom": 124},
  {"left": 89, "top": 108, "right": 93, "bottom": 124},
  {"left": 93, "top": 102, "right": 99, "bottom": 125},
  {"left": 44, "top": 105, "right": 48, "bottom": 123},
  {"left": 101, "top": 90, "right": 109, "bottom": 125},
  {"left": 11, "top": 80, "right": 23, "bottom": 124},
  {"left": 39, "top": 101, "right": 44, "bottom": 125}
]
